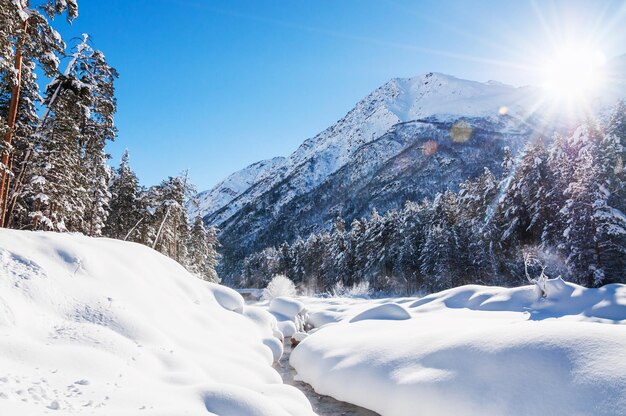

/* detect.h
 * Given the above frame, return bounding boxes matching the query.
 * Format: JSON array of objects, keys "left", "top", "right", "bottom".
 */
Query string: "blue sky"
[{"left": 55, "top": 0, "right": 626, "bottom": 191}]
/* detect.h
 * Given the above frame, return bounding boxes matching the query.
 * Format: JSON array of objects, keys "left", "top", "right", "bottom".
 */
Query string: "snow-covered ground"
[
  {"left": 3, "top": 229, "right": 626, "bottom": 416},
  {"left": 263, "top": 282, "right": 626, "bottom": 416},
  {"left": 0, "top": 230, "right": 314, "bottom": 415}
]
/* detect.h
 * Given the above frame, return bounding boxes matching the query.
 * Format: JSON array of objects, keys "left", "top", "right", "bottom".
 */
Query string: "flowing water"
[{"left": 275, "top": 341, "right": 379, "bottom": 416}]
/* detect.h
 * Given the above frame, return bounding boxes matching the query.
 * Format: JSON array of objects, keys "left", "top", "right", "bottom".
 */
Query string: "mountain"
[
  {"left": 196, "top": 71, "right": 624, "bottom": 283},
  {"left": 189, "top": 157, "right": 285, "bottom": 220}
]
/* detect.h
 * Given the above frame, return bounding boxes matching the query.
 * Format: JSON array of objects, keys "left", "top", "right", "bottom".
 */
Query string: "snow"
[
  {"left": 0, "top": 229, "right": 314, "bottom": 415},
  {"left": 212, "top": 284, "right": 245, "bottom": 313},
  {"left": 287, "top": 280, "right": 626, "bottom": 416},
  {"left": 277, "top": 319, "right": 298, "bottom": 338},
  {"left": 269, "top": 297, "right": 306, "bottom": 319},
  {"left": 349, "top": 303, "right": 411, "bottom": 323}
]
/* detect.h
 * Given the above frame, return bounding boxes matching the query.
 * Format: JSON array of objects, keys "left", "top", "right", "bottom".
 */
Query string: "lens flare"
[
  {"left": 450, "top": 121, "right": 472, "bottom": 143},
  {"left": 422, "top": 140, "right": 438, "bottom": 156},
  {"left": 541, "top": 47, "right": 606, "bottom": 103}
]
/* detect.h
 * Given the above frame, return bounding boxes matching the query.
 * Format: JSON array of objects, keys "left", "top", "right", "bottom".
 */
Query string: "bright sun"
[{"left": 541, "top": 47, "right": 607, "bottom": 103}]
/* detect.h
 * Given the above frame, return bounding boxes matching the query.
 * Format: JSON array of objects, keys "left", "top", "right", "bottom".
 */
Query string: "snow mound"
[
  {"left": 266, "top": 297, "right": 307, "bottom": 337},
  {"left": 262, "top": 337, "right": 284, "bottom": 363},
  {"left": 290, "top": 283, "right": 626, "bottom": 416},
  {"left": 411, "top": 279, "right": 626, "bottom": 323},
  {"left": 269, "top": 297, "right": 305, "bottom": 319},
  {"left": 349, "top": 303, "right": 411, "bottom": 323},
  {"left": 308, "top": 310, "right": 342, "bottom": 328},
  {"left": 0, "top": 230, "right": 314, "bottom": 415},
  {"left": 212, "top": 283, "right": 245, "bottom": 313},
  {"left": 244, "top": 306, "right": 279, "bottom": 338},
  {"left": 276, "top": 319, "right": 298, "bottom": 338}
]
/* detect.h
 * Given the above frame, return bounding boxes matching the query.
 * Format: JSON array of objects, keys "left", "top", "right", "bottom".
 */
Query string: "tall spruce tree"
[
  {"left": 186, "top": 216, "right": 220, "bottom": 283},
  {"left": 0, "top": 0, "right": 78, "bottom": 226},
  {"left": 105, "top": 151, "right": 142, "bottom": 239}
]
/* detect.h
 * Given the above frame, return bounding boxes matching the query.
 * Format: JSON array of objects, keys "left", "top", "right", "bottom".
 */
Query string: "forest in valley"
[{"left": 241, "top": 111, "right": 626, "bottom": 294}]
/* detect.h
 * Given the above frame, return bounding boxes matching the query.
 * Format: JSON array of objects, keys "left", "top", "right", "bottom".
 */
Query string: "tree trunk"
[{"left": 0, "top": 18, "right": 28, "bottom": 227}]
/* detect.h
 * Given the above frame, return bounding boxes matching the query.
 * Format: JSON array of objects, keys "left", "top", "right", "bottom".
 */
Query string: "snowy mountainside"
[
  {"left": 0, "top": 230, "right": 314, "bottom": 415},
  {"left": 199, "top": 73, "right": 538, "bottom": 225},
  {"left": 188, "top": 156, "right": 285, "bottom": 220}
]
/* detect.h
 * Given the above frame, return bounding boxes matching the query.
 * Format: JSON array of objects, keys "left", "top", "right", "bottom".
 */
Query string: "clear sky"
[{"left": 54, "top": 0, "right": 626, "bottom": 191}]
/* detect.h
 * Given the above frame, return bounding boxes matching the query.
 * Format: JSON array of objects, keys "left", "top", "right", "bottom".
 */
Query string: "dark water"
[{"left": 275, "top": 341, "right": 380, "bottom": 416}]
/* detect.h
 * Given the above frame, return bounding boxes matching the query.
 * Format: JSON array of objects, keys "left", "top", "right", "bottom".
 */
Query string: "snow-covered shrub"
[
  {"left": 261, "top": 274, "right": 297, "bottom": 301},
  {"left": 330, "top": 281, "right": 371, "bottom": 298},
  {"left": 523, "top": 248, "right": 550, "bottom": 298}
]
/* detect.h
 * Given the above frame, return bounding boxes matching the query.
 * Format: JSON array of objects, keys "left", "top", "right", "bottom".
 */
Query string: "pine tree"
[
  {"left": 18, "top": 36, "right": 117, "bottom": 233},
  {"left": 105, "top": 151, "right": 142, "bottom": 239},
  {"left": 558, "top": 124, "right": 626, "bottom": 286},
  {"left": 328, "top": 216, "right": 348, "bottom": 285},
  {"left": 186, "top": 216, "right": 220, "bottom": 283},
  {"left": 150, "top": 175, "right": 193, "bottom": 262},
  {"left": 396, "top": 200, "right": 430, "bottom": 292},
  {"left": 419, "top": 191, "right": 460, "bottom": 291},
  {"left": 0, "top": 0, "right": 77, "bottom": 226}
]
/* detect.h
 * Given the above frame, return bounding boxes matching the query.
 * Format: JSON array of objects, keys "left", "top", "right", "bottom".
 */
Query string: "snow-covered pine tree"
[
  {"left": 150, "top": 175, "right": 193, "bottom": 263},
  {"left": 591, "top": 107, "right": 626, "bottom": 284},
  {"left": 1, "top": 56, "right": 41, "bottom": 228},
  {"left": 27, "top": 89, "right": 88, "bottom": 231},
  {"left": 558, "top": 124, "right": 626, "bottom": 286},
  {"left": 82, "top": 148, "right": 110, "bottom": 236},
  {"left": 543, "top": 133, "right": 574, "bottom": 249},
  {"left": 75, "top": 47, "right": 118, "bottom": 236},
  {"left": 186, "top": 216, "right": 220, "bottom": 283},
  {"left": 288, "top": 237, "right": 306, "bottom": 286},
  {"left": 105, "top": 151, "right": 142, "bottom": 239},
  {"left": 204, "top": 225, "right": 220, "bottom": 282},
  {"left": 457, "top": 168, "right": 498, "bottom": 284},
  {"left": 328, "top": 216, "right": 348, "bottom": 286},
  {"left": 604, "top": 101, "right": 625, "bottom": 214},
  {"left": 419, "top": 191, "right": 460, "bottom": 291},
  {"left": 17, "top": 35, "right": 117, "bottom": 234},
  {"left": 395, "top": 200, "right": 430, "bottom": 292},
  {"left": 497, "top": 141, "right": 552, "bottom": 252},
  {"left": 277, "top": 241, "right": 292, "bottom": 277},
  {"left": 347, "top": 218, "right": 365, "bottom": 286},
  {"left": 0, "top": 0, "right": 77, "bottom": 226}
]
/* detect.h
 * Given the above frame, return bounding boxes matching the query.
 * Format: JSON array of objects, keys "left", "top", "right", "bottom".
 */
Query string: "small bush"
[
  {"left": 330, "top": 281, "right": 371, "bottom": 298},
  {"left": 262, "top": 274, "right": 297, "bottom": 301}
]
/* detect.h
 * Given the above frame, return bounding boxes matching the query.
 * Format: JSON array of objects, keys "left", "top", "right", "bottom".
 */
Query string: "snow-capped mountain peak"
[{"left": 194, "top": 72, "right": 536, "bottom": 223}]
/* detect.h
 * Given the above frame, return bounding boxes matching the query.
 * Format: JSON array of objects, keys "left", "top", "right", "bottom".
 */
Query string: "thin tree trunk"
[
  {"left": 153, "top": 205, "right": 171, "bottom": 250},
  {"left": 0, "top": 18, "right": 28, "bottom": 227},
  {"left": 124, "top": 216, "right": 145, "bottom": 241}
]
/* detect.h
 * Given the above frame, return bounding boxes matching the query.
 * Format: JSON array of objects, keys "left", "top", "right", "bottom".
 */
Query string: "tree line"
[
  {"left": 241, "top": 105, "right": 626, "bottom": 293},
  {"left": 0, "top": 0, "right": 219, "bottom": 282}
]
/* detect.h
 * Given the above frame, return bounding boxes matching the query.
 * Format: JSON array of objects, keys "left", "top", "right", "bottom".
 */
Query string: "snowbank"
[
  {"left": 291, "top": 282, "right": 626, "bottom": 416},
  {"left": 349, "top": 303, "right": 411, "bottom": 323},
  {"left": 0, "top": 230, "right": 314, "bottom": 415},
  {"left": 269, "top": 297, "right": 305, "bottom": 319},
  {"left": 262, "top": 296, "right": 307, "bottom": 338}
]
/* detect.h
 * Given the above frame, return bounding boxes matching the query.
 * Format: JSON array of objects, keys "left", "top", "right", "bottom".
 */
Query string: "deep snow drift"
[
  {"left": 288, "top": 281, "right": 626, "bottom": 416},
  {"left": 0, "top": 230, "right": 314, "bottom": 415}
]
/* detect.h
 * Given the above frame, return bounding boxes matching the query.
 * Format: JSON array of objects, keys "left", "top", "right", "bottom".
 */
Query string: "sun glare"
[{"left": 541, "top": 47, "right": 607, "bottom": 104}]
